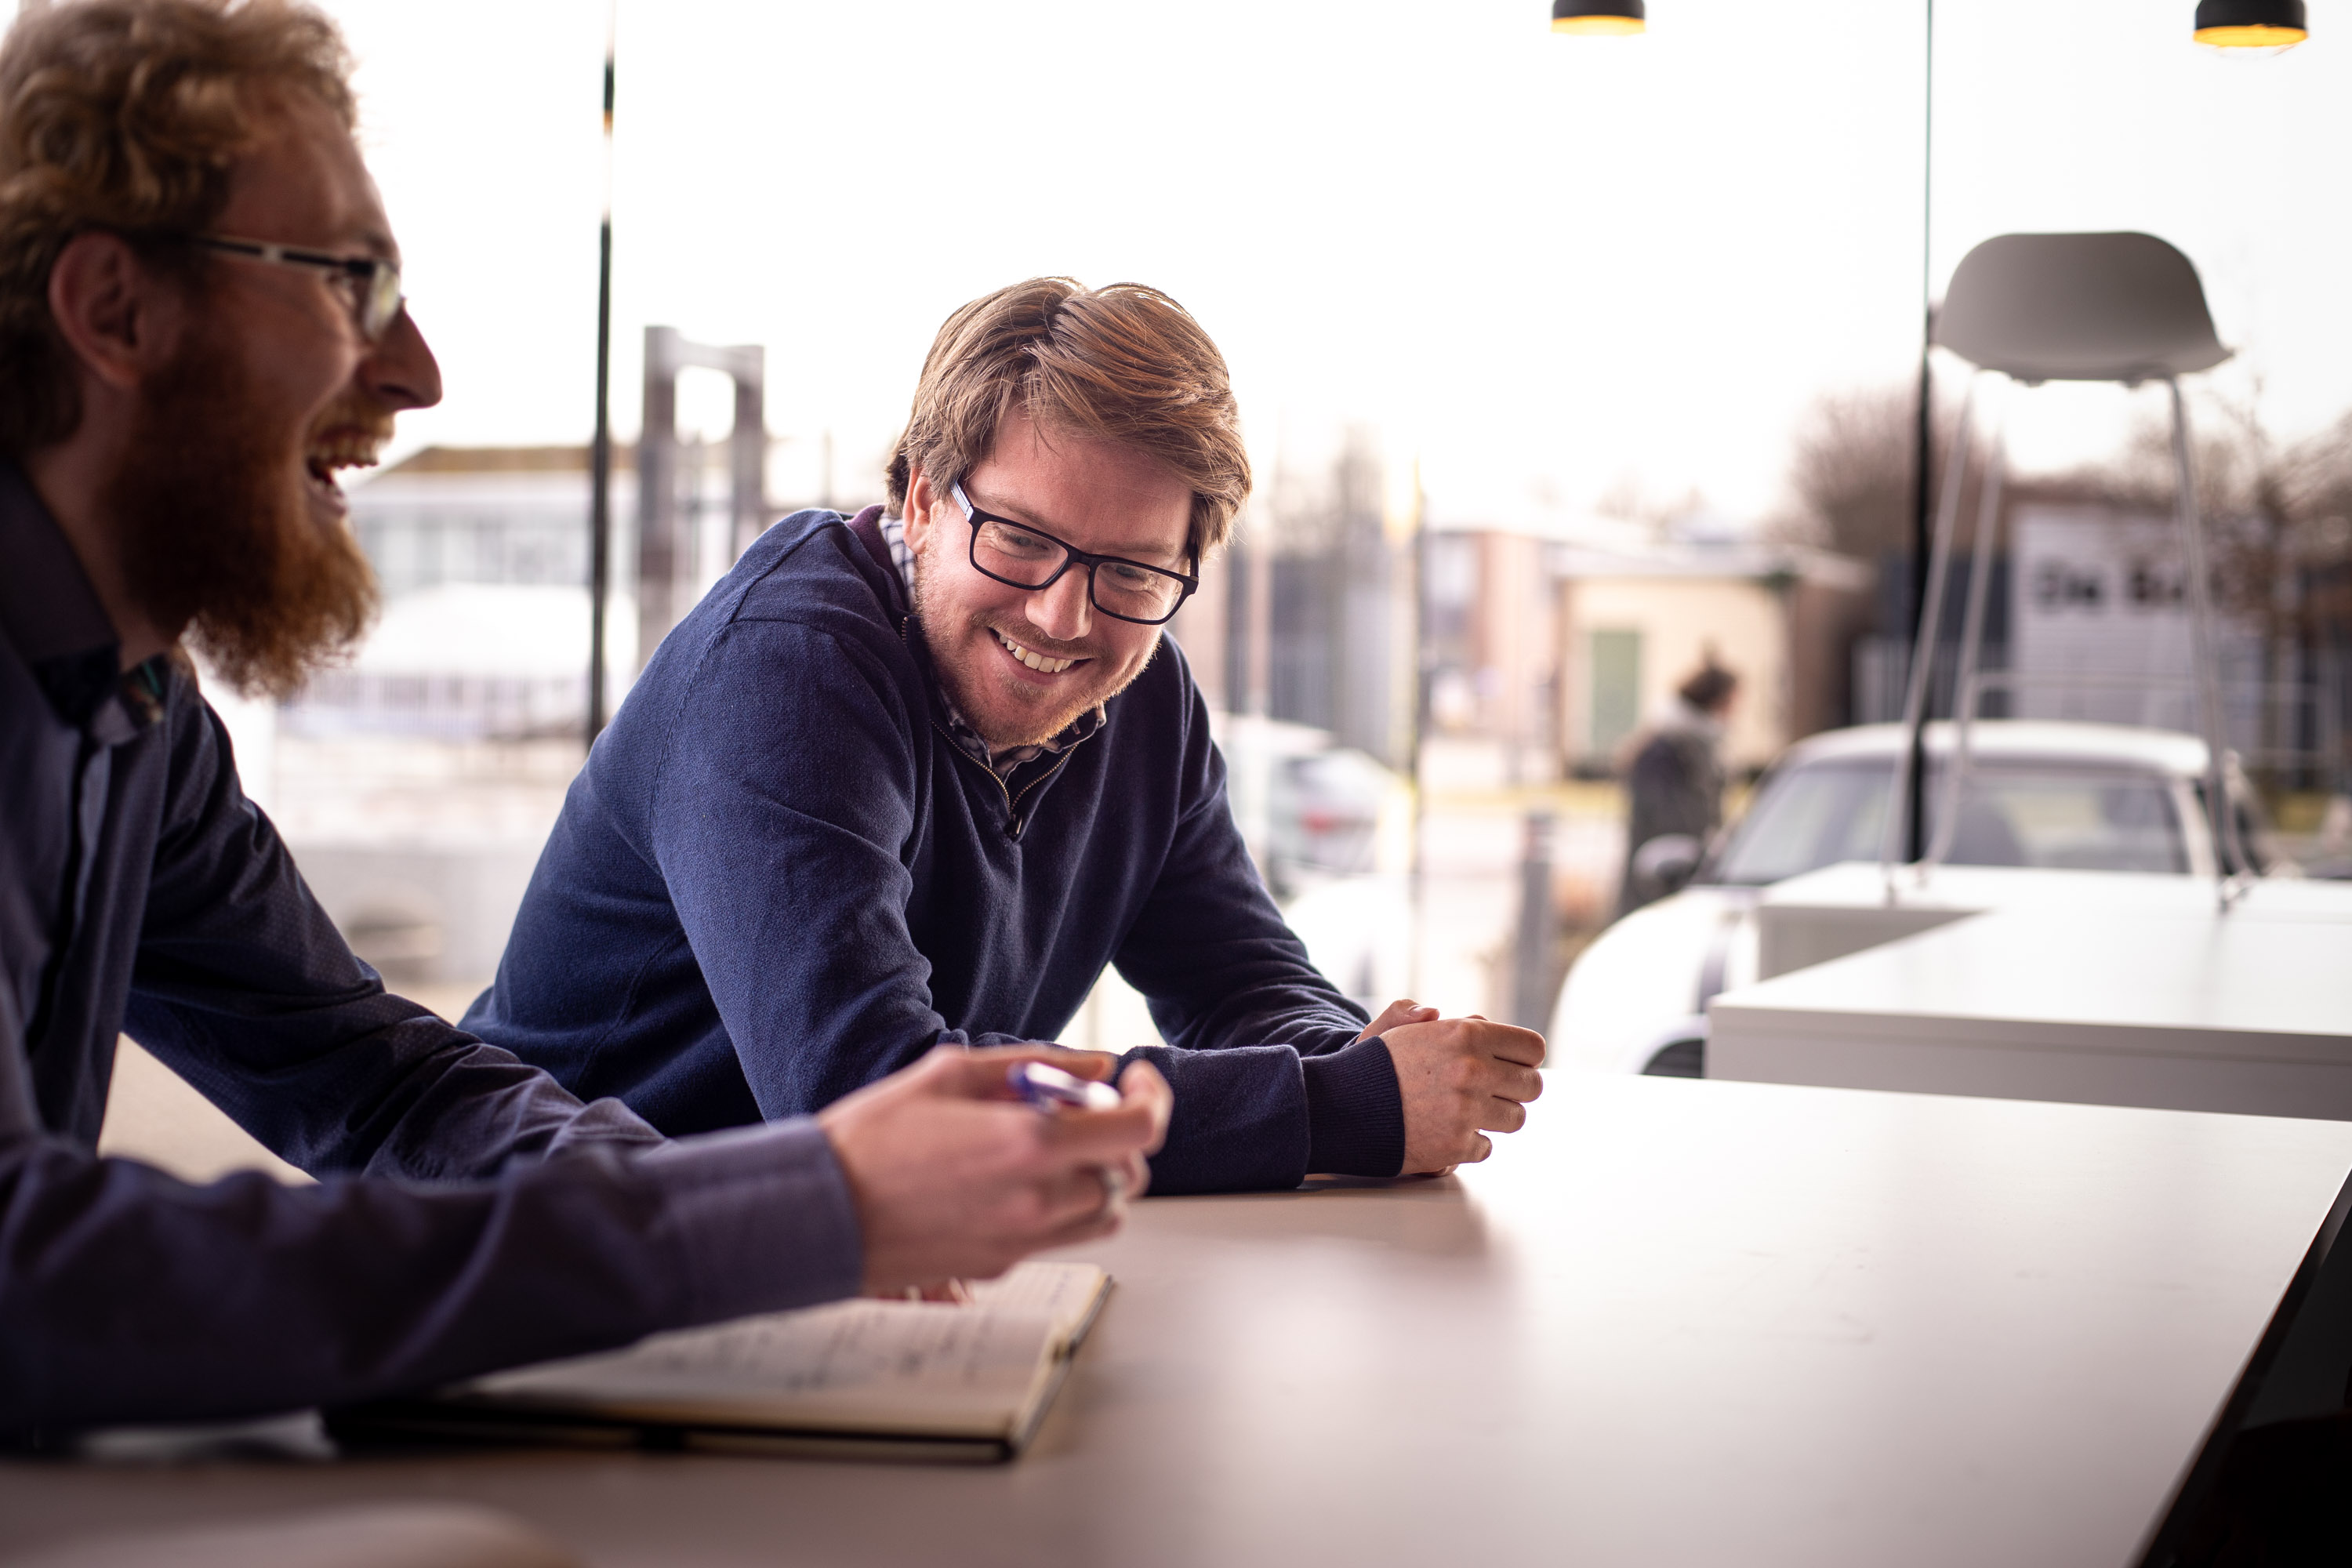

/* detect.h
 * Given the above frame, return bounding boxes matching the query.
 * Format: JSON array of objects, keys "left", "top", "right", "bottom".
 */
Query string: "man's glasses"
[
  {"left": 950, "top": 482, "right": 1198, "bottom": 626},
  {"left": 187, "top": 234, "right": 405, "bottom": 343}
]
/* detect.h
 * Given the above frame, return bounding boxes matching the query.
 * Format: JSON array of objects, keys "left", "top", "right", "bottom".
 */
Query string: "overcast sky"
[{"left": 318, "top": 0, "right": 2352, "bottom": 532}]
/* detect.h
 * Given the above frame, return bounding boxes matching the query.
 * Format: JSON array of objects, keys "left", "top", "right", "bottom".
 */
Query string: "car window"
[
  {"left": 1711, "top": 763, "right": 1890, "bottom": 884},
  {"left": 1709, "top": 760, "right": 2187, "bottom": 885}
]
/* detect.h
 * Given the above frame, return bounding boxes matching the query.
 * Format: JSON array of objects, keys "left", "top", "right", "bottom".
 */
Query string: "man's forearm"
[
  {"left": 0, "top": 1118, "right": 859, "bottom": 1440},
  {"left": 124, "top": 986, "right": 677, "bottom": 1184}
]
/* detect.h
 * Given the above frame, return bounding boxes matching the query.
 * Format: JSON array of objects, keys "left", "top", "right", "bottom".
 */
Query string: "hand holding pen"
[
  {"left": 886, "top": 1058, "right": 1152, "bottom": 1301},
  {"left": 1007, "top": 1061, "right": 1142, "bottom": 1219},
  {"left": 818, "top": 1045, "right": 1169, "bottom": 1298}
]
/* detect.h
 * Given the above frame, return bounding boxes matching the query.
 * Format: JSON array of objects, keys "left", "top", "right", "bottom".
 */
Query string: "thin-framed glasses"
[
  {"left": 950, "top": 482, "right": 1198, "bottom": 626},
  {"left": 187, "top": 234, "right": 405, "bottom": 343}
]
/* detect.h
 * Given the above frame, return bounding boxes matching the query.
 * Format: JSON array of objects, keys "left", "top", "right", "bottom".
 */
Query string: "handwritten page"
[
  {"left": 965, "top": 1259, "right": 1109, "bottom": 1342},
  {"left": 457, "top": 1261, "right": 1106, "bottom": 1439}
]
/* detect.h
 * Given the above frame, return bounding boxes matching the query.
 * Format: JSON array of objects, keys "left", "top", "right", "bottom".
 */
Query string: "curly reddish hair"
[{"left": 0, "top": 0, "right": 353, "bottom": 453}]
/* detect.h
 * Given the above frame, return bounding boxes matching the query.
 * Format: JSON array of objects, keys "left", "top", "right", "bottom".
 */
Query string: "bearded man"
[
  {"left": 0, "top": 0, "right": 1167, "bottom": 1443},
  {"left": 469, "top": 280, "right": 1545, "bottom": 1192}
]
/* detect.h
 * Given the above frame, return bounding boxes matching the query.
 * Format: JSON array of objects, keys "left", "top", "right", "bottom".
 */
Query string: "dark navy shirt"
[
  {"left": 0, "top": 460, "right": 861, "bottom": 1441},
  {"left": 468, "top": 509, "right": 1404, "bottom": 1192}
]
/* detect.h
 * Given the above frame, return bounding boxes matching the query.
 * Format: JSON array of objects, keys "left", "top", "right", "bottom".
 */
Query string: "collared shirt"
[
  {"left": 879, "top": 511, "right": 1104, "bottom": 779},
  {"left": 0, "top": 459, "right": 860, "bottom": 1439}
]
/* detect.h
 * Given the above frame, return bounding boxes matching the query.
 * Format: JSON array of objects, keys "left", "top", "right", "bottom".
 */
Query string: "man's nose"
[
  {"left": 359, "top": 306, "right": 443, "bottom": 412},
  {"left": 1025, "top": 568, "right": 1093, "bottom": 644}
]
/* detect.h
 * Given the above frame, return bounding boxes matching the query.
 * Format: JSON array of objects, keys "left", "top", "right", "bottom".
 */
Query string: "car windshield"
[{"left": 1709, "top": 760, "right": 2187, "bottom": 885}]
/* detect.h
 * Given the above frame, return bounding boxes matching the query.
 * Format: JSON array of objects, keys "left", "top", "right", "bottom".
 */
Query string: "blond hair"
[
  {"left": 0, "top": 0, "right": 353, "bottom": 452},
  {"left": 887, "top": 278, "right": 1251, "bottom": 558}
]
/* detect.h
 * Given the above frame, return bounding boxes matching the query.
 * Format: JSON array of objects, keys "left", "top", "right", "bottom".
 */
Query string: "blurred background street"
[{"left": 93, "top": 0, "right": 2352, "bottom": 1178}]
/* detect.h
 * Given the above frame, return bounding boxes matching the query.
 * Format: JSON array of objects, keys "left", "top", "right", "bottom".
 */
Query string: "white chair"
[
  {"left": 1934, "top": 232, "right": 2229, "bottom": 383},
  {"left": 1880, "top": 231, "right": 2249, "bottom": 906}
]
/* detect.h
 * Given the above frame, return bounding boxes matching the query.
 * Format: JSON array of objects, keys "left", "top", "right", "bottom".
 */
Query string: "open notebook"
[{"left": 327, "top": 1261, "right": 1110, "bottom": 1463}]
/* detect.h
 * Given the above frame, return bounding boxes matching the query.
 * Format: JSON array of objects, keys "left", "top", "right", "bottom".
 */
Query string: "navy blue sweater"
[{"left": 468, "top": 510, "right": 1403, "bottom": 1192}]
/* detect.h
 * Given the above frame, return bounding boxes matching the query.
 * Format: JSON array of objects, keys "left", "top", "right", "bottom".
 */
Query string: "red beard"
[{"left": 109, "top": 322, "right": 382, "bottom": 700}]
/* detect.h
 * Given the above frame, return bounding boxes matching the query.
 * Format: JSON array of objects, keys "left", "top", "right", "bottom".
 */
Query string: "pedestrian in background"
[{"left": 1617, "top": 659, "right": 1740, "bottom": 916}]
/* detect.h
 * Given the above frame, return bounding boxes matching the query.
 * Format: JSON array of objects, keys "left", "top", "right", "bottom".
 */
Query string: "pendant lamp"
[
  {"left": 2193, "top": 0, "right": 2308, "bottom": 48},
  {"left": 1552, "top": 1, "right": 1645, "bottom": 36}
]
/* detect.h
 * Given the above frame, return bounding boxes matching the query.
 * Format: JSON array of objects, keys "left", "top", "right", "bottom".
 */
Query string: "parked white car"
[{"left": 1548, "top": 720, "right": 2276, "bottom": 1079}]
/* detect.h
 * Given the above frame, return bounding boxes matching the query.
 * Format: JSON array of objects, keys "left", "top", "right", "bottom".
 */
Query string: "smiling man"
[
  {"left": 470, "top": 279, "right": 1545, "bottom": 1192},
  {"left": 0, "top": 1, "right": 1168, "bottom": 1443}
]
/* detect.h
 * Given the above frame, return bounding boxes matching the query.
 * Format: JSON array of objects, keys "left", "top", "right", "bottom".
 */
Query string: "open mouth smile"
[
  {"left": 995, "top": 630, "right": 1087, "bottom": 676},
  {"left": 303, "top": 428, "right": 386, "bottom": 510}
]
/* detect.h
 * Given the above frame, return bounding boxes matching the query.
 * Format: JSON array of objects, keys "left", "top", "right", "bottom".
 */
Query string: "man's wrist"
[
  {"left": 1301, "top": 1036, "right": 1406, "bottom": 1178},
  {"left": 636, "top": 1117, "right": 864, "bottom": 1323}
]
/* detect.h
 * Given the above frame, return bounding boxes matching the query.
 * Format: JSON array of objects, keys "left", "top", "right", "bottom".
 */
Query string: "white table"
[
  {"left": 1714, "top": 904, "right": 2352, "bottom": 1120},
  {"left": 1751, "top": 862, "right": 2352, "bottom": 982},
  {"left": 5, "top": 1075, "right": 2349, "bottom": 1568}
]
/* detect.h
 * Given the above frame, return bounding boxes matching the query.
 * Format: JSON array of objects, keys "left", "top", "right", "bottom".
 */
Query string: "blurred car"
[
  {"left": 1264, "top": 746, "right": 1394, "bottom": 896},
  {"left": 1548, "top": 720, "right": 2279, "bottom": 1079}
]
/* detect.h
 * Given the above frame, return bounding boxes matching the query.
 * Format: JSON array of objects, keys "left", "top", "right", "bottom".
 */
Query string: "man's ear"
[
  {"left": 902, "top": 465, "right": 938, "bottom": 554},
  {"left": 47, "top": 230, "right": 178, "bottom": 393}
]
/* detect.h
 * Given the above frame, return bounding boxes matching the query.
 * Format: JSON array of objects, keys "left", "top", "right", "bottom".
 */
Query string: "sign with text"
[{"left": 2009, "top": 503, "right": 2259, "bottom": 738}]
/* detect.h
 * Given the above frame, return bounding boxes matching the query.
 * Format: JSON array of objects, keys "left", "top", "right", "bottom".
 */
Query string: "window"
[{"left": 1588, "top": 630, "right": 1642, "bottom": 757}]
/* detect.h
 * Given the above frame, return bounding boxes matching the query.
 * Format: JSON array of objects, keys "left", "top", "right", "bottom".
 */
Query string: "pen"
[{"left": 1007, "top": 1061, "right": 1121, "bottom": 1113}]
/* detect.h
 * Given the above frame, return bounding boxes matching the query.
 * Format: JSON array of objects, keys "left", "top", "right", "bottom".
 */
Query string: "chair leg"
[
  {"left": 2167, "top": 376, "right": 2249, "bottom": 902},
  {"left": 1929, "top": 384, "right": 2009, "bottom": 870}
]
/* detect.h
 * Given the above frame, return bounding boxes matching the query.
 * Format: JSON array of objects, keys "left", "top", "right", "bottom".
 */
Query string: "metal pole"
[
  {"left": 1407, "top": 499, "right": 1428, "bottom": 1002},
  {"left": 2169, "top": 377, "right": 2248, "bottom": 907},
  {"left": 585, "top": 9, "right": 616, "bottom": 745},
  {"left": 637, "top": 325, "right": 680, "bottom": 670},
  {"left": 1512, "top": 809, "right": 1558, "bottom": 1031},
  {"left": 728, "top": 346, "right": 767, "bottom": 561},
  {"left": 1882, "top": 374, "right": 1977, "bottom": 887},
  {"left": 1245, "top": 502, "right": 1272, "bottom": 720},
  {"left": 1905, "top": 0, "right": 1936, "bottom": 862}
]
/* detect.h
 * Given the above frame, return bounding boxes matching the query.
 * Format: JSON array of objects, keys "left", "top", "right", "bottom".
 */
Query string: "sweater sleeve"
[
  {"left": 1108, "top": 670, "right": 1403, "bottom": 1192},
  {"left": 644, "top": 617, "right": 963, "bottom": 1117},
  {"left": 1, "top": 702, "right": 862, "bottom": 1441},
  {"left": 0, "top": 1114, "right": 861, "bottom": 1439},
  {"left": 123, "top": 694, "right": 669, "bottom": 1180}
]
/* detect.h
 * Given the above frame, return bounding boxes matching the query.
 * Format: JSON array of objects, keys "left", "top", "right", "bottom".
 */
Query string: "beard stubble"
[
  {"left": 109, "top": 322, "right": 382, "bottom": 700},
  {"left": 909, "top": 528, "right": 1160, "bottom": 750}
]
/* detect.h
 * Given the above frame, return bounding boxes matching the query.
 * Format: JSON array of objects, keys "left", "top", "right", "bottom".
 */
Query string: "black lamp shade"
[
  {"left": 2193, "top": 0, "right": 2307, "bottom": 45},
  {"left": 1552, "top": 0, "right": 1645, "bottom": 34}
]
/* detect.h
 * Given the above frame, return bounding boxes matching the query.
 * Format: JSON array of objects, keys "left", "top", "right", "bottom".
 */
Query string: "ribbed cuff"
[
  {"left": 1301, "top": 1036, "right": 1405, "bottom": 1178},
  {"left": 637, "top": 1116, "right": 864, "bottom": 1325}
]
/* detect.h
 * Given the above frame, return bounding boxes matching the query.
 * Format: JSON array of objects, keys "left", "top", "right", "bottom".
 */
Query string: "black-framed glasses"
[
  {"left": 187, "top": 234, "right": 405, "bottom": 343},
  {"left": 950, "top": 482, "right": 1198, "bottom": 626}
]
